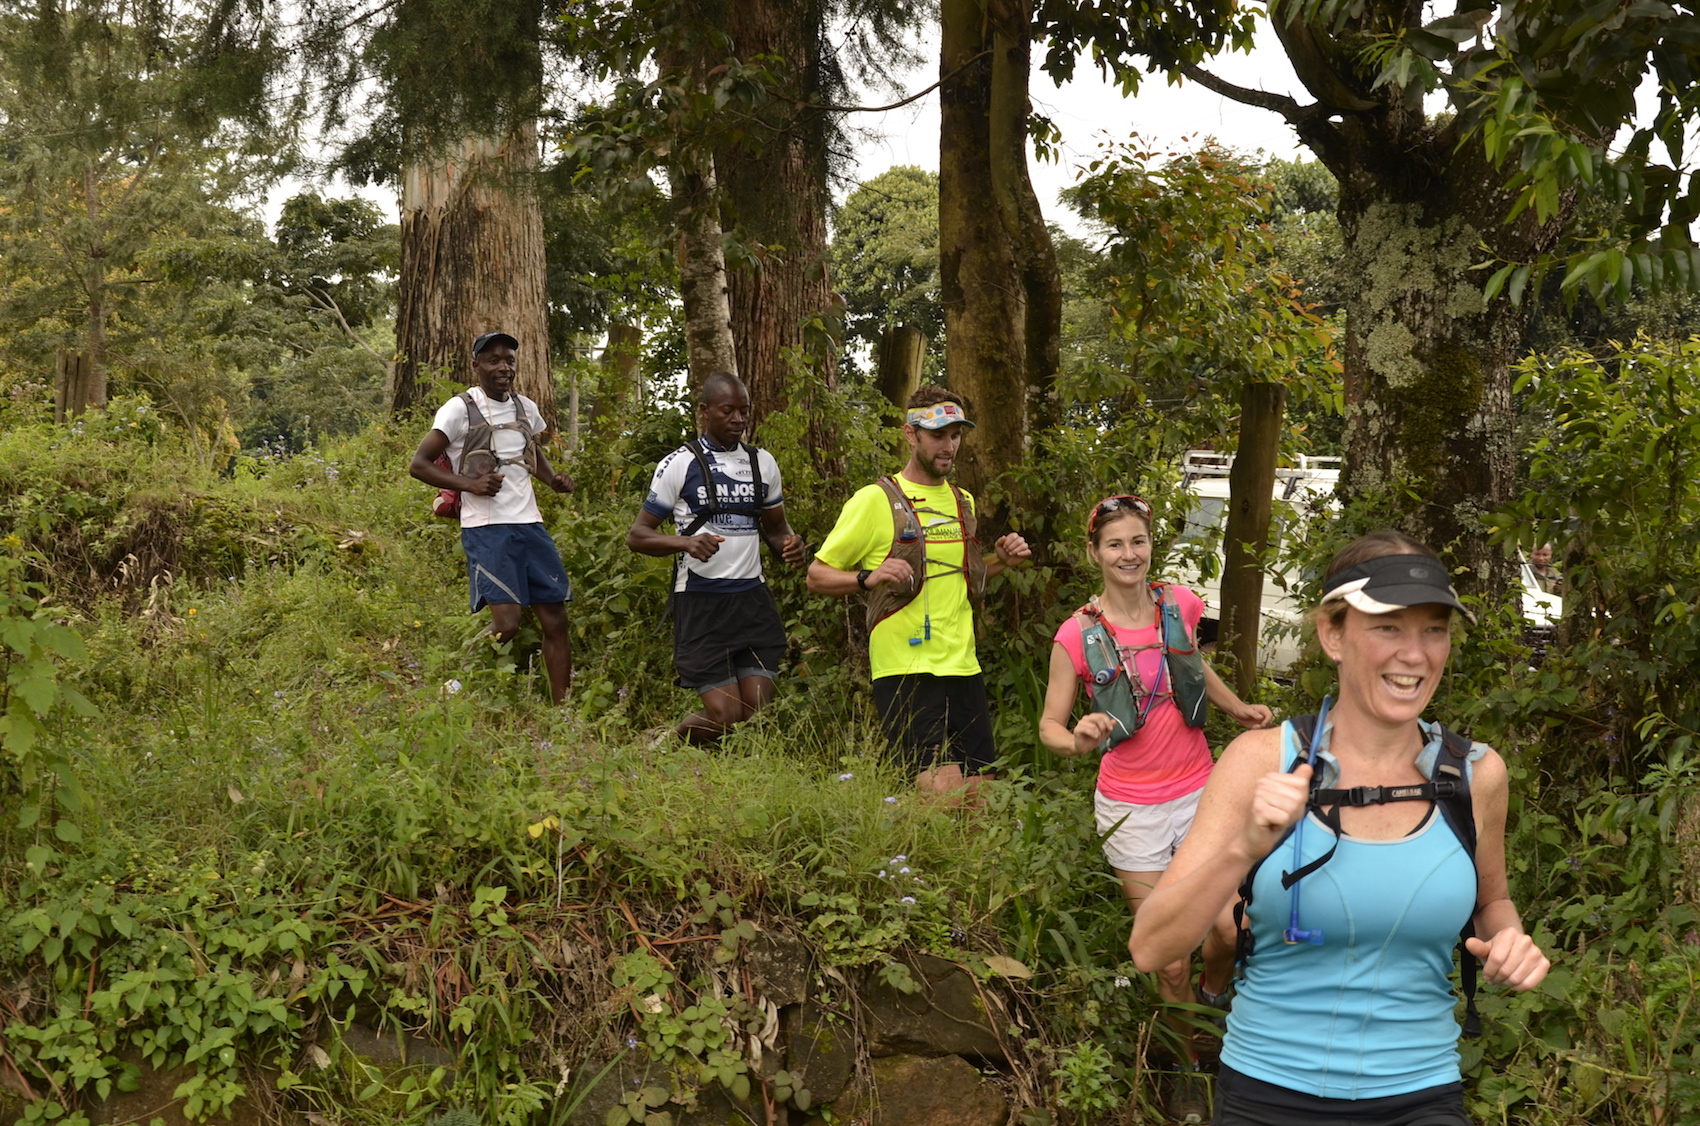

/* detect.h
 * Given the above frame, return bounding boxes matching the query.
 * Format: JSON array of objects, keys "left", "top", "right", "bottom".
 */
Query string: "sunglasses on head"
[{"left": 1088, "top": 495, "right": 1152, "bottom": 536}]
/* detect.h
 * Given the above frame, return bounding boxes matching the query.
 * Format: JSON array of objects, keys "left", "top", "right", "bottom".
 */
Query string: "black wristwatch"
[{"left": 856, "top": 569, "right": 872, "bottom": 591}]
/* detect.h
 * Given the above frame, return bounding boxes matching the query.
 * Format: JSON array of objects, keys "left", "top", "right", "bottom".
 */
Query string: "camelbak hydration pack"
[{"left": 1232, "top": 714, "right": 1484, "bottom": 1036}]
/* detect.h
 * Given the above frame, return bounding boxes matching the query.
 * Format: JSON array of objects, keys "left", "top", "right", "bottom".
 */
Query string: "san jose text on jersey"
[{"left": 643, "top": 440, "right": 784, "bottom": 593}]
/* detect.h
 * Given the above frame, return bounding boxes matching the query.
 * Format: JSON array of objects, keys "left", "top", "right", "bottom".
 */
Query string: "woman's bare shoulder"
[{"left": 1212, "top": 725, "right": 1285, "bottom": 785}]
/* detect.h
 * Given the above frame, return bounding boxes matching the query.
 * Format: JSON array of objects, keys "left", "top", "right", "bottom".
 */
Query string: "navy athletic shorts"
[{"left": 461, "top": 523, "right": 571, "bottom": 611}]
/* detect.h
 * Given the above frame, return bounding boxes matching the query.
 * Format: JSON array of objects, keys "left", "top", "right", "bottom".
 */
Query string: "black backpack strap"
[
  {"left": 1431, "top": 725, "right": 1481, "bottom": 1038},
  {"left": 662, "top": 440, "right": 723, "bottom": 629},
  {"left": 741, "top": 443, "right": 788, "bottom": 557},
  {"left": 1312, "top": 780, "right": 1461, "bottom": 806},
  {"left": 1280, "top": 806, "right": 1342, "bottom": 888},
  {"left": 743, "top": 442, "right": 764, "bottom": 510},
  {"left": 680, "top": 439, "right": 721, "bottom": 536}
]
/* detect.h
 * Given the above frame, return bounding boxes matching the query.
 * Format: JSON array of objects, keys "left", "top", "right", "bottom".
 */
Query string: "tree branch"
[
  {"left": 303, "top": 284, "right": 391, "bottom": 366},
  {"left": 1178, "top": 63, "right": 1312, "bottom": 123},
  {"left": 330, "top": 0, "right": 403, "bottom": 36},
  {"left": 791, "top": 51, "right": 993, "bottom": 114},
  {"left": 1178, "top": 62, "right": 1353, "bottom": 164}
]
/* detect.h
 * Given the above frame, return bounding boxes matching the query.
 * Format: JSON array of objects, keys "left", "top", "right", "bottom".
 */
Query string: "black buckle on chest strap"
[{"left": 1312, "top": 779, "right": 1458, "bottom": 807}]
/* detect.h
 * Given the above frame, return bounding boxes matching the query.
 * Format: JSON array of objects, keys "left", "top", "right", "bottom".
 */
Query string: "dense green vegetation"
[
  {"left": 1, "top": 343, "right": 1698, "bottom": 1123},
  {"left": 4, "top": 5, "right": 1700, "bottom": 1125}
]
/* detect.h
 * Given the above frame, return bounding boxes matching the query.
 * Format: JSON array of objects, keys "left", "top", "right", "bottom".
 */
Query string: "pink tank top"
[{"left": 1052, "top": 586, "right": 1213, "bottom": 804}]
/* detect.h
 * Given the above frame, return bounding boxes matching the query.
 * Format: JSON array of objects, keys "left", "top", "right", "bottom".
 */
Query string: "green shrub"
[{"left": 0, "top": 367, "right": 1693, "bottom": 1125}]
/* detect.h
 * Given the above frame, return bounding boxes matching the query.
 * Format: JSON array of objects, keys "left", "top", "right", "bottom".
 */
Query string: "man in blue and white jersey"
[{"left": 626, "top": 372, "right": 807, "bottom": 743}]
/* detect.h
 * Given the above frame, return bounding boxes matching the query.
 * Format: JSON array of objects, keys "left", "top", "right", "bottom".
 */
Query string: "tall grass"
[{"left": 0, "top": 406, "right": 1694, "bottom": 1125}]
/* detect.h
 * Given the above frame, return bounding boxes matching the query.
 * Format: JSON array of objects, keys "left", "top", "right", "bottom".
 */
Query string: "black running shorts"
[
  {"left": 672, "top": 586, "right": 788, "bottom": 691},
  {"left": 1213, "top": 1065, "right": 1471, "bottom": 1126},
  {"left": 871, "top": 672, "right": 998, "bottom": 777}
]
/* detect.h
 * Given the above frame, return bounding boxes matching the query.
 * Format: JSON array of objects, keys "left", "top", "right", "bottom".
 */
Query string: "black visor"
[{"left": 1319, "top": 554, "right": 1474, "bottom": 624}]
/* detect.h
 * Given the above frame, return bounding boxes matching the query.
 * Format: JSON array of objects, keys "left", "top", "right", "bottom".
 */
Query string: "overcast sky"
[
  {"left": 269, "top": 25, "right": 1313, "bottom": 235},
  {"left": 847, "top": 25, "right": 1310, "bottom": 234}
]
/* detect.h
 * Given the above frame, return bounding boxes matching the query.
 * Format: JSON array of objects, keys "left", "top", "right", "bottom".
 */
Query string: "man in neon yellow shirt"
[{"left": 808, "top": 386, "right": 1032, "bottom": 796}]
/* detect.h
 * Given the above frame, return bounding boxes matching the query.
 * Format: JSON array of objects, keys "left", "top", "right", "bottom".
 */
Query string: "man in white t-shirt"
[
  {"left": 409, "top": 331, "right": 576, "bottom": 703},
  {"left": 626, "top": 372, "right": 807, "bottom": 743}
]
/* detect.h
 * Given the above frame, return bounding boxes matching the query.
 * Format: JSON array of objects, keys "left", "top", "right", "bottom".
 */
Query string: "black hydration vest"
[{"left": 664, "top": 440, "right": 782, "bottom": 612}]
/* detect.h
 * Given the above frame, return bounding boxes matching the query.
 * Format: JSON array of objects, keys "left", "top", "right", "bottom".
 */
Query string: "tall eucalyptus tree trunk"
[
  {"left": 715, "top": 0, "right": 838, "bottom": 432},
  {"left": 938, "top": 0, "right": 1060, "bottom": 517},
  {"left": 393, "top": 126, "right": 555, "bottom": 426}
]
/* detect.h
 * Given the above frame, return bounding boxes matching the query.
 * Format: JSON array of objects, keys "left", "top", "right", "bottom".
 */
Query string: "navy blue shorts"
[{"left": 461, "top": 523, "right": 571, "bottom": 611}]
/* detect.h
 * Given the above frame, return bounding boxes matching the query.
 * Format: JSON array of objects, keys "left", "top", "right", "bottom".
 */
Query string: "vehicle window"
[{"left": 1176, "top": 497, "right": 1225, "bottom": 543}]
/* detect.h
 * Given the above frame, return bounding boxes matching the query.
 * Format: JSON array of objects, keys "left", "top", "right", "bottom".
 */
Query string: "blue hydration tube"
[{"left": 1283, "top": 694, "right": 1330, "bottom": 946}]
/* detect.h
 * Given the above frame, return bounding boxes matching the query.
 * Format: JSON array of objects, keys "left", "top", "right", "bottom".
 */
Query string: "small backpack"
[
  {"left": 1075, "top": 585, "right": 1208, "bottom": 739},
  {"left": 431, "top": 453, "right": 461, "bottom": 518},
  {"left": 662, "top": 440, "right": 780, "bottom": 612},
  {"left": 862, "top": 476, "right": 984, "bottom": 632}
]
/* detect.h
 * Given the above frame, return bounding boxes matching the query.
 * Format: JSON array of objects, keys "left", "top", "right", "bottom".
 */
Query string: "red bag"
[{"left": 431, "top": 453, "right": 461, "bottom": 519}]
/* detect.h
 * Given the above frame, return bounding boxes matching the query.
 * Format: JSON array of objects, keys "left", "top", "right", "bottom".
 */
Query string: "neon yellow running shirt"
[{"left": 816, "top": 479, "right": 981, "bottom": 680}]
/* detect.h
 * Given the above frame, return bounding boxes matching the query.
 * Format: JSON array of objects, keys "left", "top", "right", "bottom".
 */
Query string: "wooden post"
[
  {"left": 567, "top": 334, "right": 582, "bottom": 454},
  {"left": 875, "top": 324, "right": 926, "bottom": 408},
  {"left": 1220, "top": 381, "right": 1286, "bottom": 699},
  {"left": 54, "top": 349, "right": 92, "bottom": 423}
]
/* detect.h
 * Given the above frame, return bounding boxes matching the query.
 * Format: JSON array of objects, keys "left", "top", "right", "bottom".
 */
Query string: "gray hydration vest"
[
  {"left": 456, "top": 391, "right": 541, "bottom": 478},
  {"left": 1076, "top": 584, "right": 1208, "bottom": 736}
]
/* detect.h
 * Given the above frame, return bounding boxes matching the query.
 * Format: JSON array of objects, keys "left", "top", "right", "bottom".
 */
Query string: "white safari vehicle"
[{"left": 1166, "top": 450, "right": 1562, "bottom": 672}]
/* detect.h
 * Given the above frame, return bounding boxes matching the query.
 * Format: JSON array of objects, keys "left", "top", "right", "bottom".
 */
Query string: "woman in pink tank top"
[{"left": 1039, "top": 494, "right": 1273, "bottom": 1121}]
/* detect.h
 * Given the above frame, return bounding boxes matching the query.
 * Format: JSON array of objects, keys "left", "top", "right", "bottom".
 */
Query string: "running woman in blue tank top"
[{"left": 1128, "top": 531, "right": 1550, "bottom": 1125}]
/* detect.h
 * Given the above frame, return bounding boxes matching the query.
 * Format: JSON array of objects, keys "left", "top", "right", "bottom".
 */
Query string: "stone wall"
[{"left": 0, "top": 934, "right": 1022, "bottom": 1126}]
